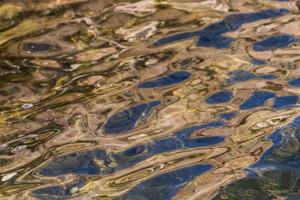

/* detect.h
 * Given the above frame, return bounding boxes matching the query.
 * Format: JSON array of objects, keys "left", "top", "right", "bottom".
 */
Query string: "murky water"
[{"left": 1, "top": 0, "right": 300, "bottom": 199}]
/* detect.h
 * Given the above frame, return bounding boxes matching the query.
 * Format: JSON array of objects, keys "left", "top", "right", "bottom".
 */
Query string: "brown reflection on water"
[{"left": 1, "top": 0, "right": 300, "bottom": 199}]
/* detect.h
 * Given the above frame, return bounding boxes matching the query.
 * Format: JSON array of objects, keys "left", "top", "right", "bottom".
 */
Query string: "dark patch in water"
[
  {"left": 23, "top": 42, "right": 54, "bottom": 52},
  {"left": 154, "top": 9, "right": 288, "bottom": 48},
  {"left": 239, "top": 91, "right": 275, "bottom": 110},
  {"left": 115, "top": 164, "right": 212, "bottom": 200},
  {"left": 253, "top": 34, "right": 296, "bottom": 51},
  {"left": 138, "top": 71, "right": 191, "bottom": 88},
  {"left": 205, "top": 90, "right": 233, "bottom": 104},
  {"left": 104, "top": 101, "right": 161, "bottom": 134},
  {"left": 273, "top": 95, "right": 298, "bottom": 109}
]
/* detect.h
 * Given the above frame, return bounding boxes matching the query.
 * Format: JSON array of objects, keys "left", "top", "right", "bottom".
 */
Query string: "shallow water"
[{"left": 1, "top": 0, "right": 300, "bottom": 199}]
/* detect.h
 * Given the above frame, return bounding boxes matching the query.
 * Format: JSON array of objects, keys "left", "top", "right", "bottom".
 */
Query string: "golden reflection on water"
[{"left": 1, "top": 0, "right": 300, "bottom": 199}]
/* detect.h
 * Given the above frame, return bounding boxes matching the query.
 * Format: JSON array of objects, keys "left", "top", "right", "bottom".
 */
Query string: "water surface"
[{"left": 0, "top": 1, "right": 300, "bottom": 200}]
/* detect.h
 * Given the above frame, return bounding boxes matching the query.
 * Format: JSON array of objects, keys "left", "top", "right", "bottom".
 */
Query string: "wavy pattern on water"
[{"left": 1, "top": 0, "right": 300, "bottom": 200}]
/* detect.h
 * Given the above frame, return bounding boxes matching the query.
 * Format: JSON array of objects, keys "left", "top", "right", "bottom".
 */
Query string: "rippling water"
[{"left": 1, "top": 0, "right": 300, "bottom": 199}]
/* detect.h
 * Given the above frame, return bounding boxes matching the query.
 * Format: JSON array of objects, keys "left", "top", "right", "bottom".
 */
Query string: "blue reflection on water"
[
  {"left": 35, "top": 121, "right": 224, "bottom": 199},
  {"left": 138, "top": 71, "right": 191, "bottom": 88},
  {"left": 112, "top": 121, "right": 225, "bottom": 171},
  {"left": 154, "top": 9, "right": 288, "bottom": 48},
  {"left": 219, "top": 112, "right": 237, "bottom": 120},
  {"left": 273, "top": 95, "right": 299, "bottom": 109},
  {"left": 226, "top": 69, "right": 277, "bottom": 84},
  {"left": 39, "top": 121, "right": 224, "bottom": 177},
  {"left": 288, "top": 77, "right": 300, "bottom": 87},
  {"left": 104, "top": 101, "right": 161, "bottom": 134},
  {"left": 239, "top": 91, "right": 275, "bottom": 110},
  {"left": 205, "top": 90, "right": 233, "bottom": 104},
  {"left": 253, "top": 34, "right": 297, "bottom": 51}
]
